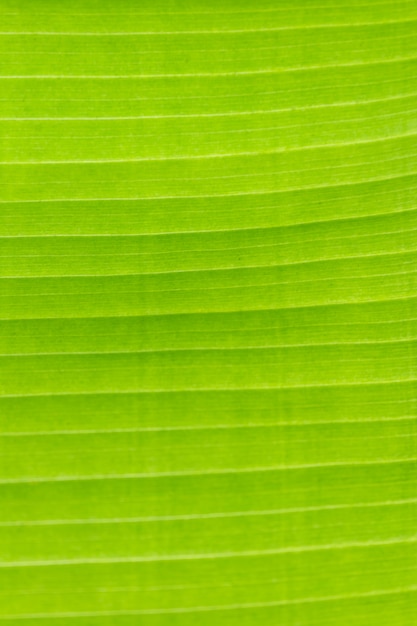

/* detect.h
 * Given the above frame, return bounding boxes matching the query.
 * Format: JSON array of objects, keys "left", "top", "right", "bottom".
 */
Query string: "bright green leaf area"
[{"left": 0, "top": 0, "right": 416, "bottom": 624}]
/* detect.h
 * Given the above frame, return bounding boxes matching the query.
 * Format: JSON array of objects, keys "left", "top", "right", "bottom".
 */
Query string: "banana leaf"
[{"left": 0, "top": 1, "right": 416, "bottom": 624}]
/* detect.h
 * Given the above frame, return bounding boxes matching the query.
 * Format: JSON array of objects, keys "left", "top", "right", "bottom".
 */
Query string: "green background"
[{"left": 0, "top": 1, "right": 416, "bottom": 623}]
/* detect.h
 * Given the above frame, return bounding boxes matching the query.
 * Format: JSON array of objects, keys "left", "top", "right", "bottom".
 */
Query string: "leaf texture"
[{"left": 0, "top": 0, "right": 416, "bottom": 624}]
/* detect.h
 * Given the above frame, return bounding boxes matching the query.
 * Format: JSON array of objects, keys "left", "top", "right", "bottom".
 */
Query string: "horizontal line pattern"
[{"left": 0, "top": 1, "right": 416, "bottom": 625}]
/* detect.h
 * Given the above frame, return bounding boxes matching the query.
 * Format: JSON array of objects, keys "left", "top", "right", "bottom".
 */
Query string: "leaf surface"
[{"left": 0, "top": 1, "right": 416, "bottom": 624}]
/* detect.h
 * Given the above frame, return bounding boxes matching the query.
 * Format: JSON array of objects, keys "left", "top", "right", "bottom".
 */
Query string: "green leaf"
[{"left": 0, "top": 1, "right": 416, "bottom": 624}]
